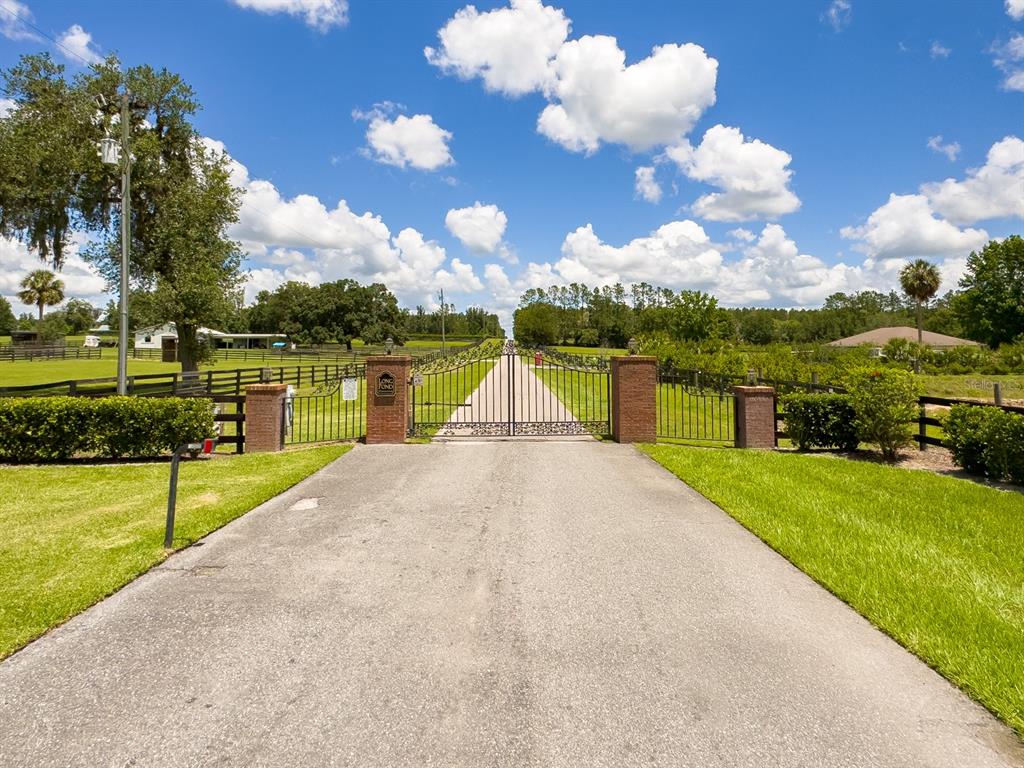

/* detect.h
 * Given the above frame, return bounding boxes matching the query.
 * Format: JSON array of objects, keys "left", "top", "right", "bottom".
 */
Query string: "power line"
[{"left": 0, "top": 2, "right": 99, "bottom": 69}]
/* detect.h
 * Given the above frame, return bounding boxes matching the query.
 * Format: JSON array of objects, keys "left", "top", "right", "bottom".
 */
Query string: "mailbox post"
[{"left": 164, "top": 437, "right": 217, "bottom": 549}]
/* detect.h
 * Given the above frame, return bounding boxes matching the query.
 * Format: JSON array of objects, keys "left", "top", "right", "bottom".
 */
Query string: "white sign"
[
  {"left": 412, "top": 373, "right": 424, "bottom": 387},
  {"left": 342, "top": 377, "right": 359, "bottom": 401}
]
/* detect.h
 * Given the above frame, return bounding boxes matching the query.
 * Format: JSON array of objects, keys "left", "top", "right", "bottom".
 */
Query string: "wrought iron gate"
[{"left": 409, "top": 341, "right": 610, "bottom": 438}]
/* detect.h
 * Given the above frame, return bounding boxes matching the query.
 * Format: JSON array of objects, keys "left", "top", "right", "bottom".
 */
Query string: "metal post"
[
  {"left": 164, "top": 446, "right": 183, "bottom": 548},
  {"left": 117, "top": 91, "right": 131, "bottom": 396},
  {"left": 994, "top": 382, "right": 1003, "bottom": 406},
  {"left": 439, "top": 288, "right": 446, "bottom": 356}
]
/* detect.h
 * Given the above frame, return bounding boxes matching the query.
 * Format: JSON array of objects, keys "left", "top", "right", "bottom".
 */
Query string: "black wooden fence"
[
  {"left": 0, "top": 345, "right": 103, "bottom": 362},
  {"left": 0, "top": 363, "right": 365, "bottom": 398}
]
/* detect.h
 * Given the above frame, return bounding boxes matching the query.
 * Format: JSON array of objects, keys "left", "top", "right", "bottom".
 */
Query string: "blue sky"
[{"left": 1, "top": 0, "right": 1022, "bottom": 327}]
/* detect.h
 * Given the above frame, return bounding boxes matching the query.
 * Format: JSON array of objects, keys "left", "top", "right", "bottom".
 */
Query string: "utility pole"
[
  {"left": 116, "top": 91, "right": 132, "bottom": 396},
  {"left": 439, "top": 288, "right": 446, "bottom": 355}
]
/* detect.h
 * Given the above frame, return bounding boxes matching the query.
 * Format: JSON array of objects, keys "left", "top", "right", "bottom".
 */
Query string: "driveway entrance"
[
  {"left": 409, "top": 342, "right": 610, "bottom": 438},
  {"left": 0, "top": 442, "right": 1018, "bottom": 767}
]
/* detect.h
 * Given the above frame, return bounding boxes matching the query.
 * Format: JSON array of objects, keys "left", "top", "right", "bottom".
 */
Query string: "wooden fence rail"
[
  {"left": 0, "top": 363, "right": 366, "bottom": 399},
  {"left": 0, "top": 346, "right": 103, "bottom": 362}
]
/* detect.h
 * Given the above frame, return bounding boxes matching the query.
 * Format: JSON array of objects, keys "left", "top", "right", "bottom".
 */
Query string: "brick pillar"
[
  {"left": 732, "top": 386, "right": 777, "bottom": 449},
  {"left": 245, "top": 383, "right": 288, "bottom": 452},
  {"left": 610, "top": 356, "right": 657, "bottom": 443},
  {"left": 365, "top": 355, "right": 412, "bottom": 444}
]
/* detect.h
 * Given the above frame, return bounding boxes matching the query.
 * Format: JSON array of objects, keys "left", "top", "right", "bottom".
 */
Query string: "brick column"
[
  {"left": 245, "top": 383, "right": 288, "bottom": 452},
  {"left": 610, "top": 356, "right": 657, "bottom": 443},
  {"left": 365, "top": 355, "right": 412, "bottom": 444},
  {"left": 732, "top": 386, "right": 777, "bottom": 449}
]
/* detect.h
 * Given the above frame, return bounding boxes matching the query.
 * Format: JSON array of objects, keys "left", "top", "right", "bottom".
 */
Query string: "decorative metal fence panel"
[
  {"left": 283, "top": 365, "right": 367, "bottom": 444},
  {"left": 657, "top": 370, "right": 736, "bottom": 444},
  {"left": 409, "top": 341, "right": 610, "bottom": 438}
]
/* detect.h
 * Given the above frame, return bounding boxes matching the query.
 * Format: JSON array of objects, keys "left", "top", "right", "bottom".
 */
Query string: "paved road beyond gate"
[{"left": 409, "top": 342, "right": 610, "bottom": 438}]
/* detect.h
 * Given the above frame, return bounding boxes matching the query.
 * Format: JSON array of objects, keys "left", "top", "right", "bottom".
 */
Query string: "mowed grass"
[
  {"left": 0, "top": 445, "right": 349, "bottom": 659},
  {"left": 640, "top": 445, "right": 1024, "bottom": 737},
  {"left": 920, "top": 374, "right": 1024, "bottom": 402}
]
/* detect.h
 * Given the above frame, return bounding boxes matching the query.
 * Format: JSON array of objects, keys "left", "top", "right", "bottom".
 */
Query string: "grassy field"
[
  {"left": 0, "top": 445, "right": 349, "bottom": 659},
  {"left": 552, "top": 344, "right": 628, "bottom": 356},
  {"left": 641, "top": 444, "right": 1024, "bottom": 737}
]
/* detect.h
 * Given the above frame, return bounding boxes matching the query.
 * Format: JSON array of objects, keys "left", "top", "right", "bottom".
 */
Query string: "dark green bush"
[
  {"left": 780, "top": 393, "right": 858, "bottom": 451},
  {"left": 0, "top": 397, "right": 95, "bottom": 460},
  {"left": 0, "top": 396, "right": 215, "bottom": 462},
  {"left": 944, "top": 404, "right": 1024, "bottom": 484},
  {"left": 944, "top": 405, "right": 997, "bottom": 475}
]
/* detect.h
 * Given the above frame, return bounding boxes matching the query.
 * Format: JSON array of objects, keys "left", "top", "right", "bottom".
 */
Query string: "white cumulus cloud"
[
  {"left": 822, "top": 0, "right": 852, "bottom": 32},
  {"left": 428, "top": 2, "right": 717, "bottom": 155},
  {"left": 840, "top": 193, "right": 988, "bottom": 260},
  {"left": 229, "top": 0, "right": 348, "bottom": 31},
  {"left": 0, "top": 98, "right": 15, "bottom": 118},
  {"left": 201, "top": 138, "right": 480, "bottom": 306},
  {"left": 667, "top": 124, "right": 800, "bottom": 222},
  {"left": 424, "top": 0, "right": 569, "bottom": 97},
  {"left": 0, "top": 235, "right": 108, "bottom": 312},
  {"left": 0, "top": 0, "right": 39, "bottom": 42},
  {"left": 445, "top": 202, "right": 509, "bottom": 254},
  {"left": 634, "top": 166, "right": 662, "bottom": 203},
  {"left": 717, "top": 224, "right": 863, "bottom": 306},
  {"left": 1008, "top": 0, "right": 1024, "bottom": 21},
  {"left": 921, "top": 135, "right": 1024, "bottom": 224},
  {"left": 538, "top": 36, "right": 717, "bottom": 153},
  {"left": 554, "top": 220, "right": 723, "bottom": 287},
  {"left": 929, "top": 41, "right": 951, "bottom": 59},
  {"left": 926, "top": 135, "right": 960, "bottom": 162},
  {"left": 363, "top": 113, "right": 453, "bottom": 171},
  {"left": 992, "top": 33, "right": 1024, "bottom": 92},
  {"left": 57, "top": 24, "right": 102, "bottom": 65}
]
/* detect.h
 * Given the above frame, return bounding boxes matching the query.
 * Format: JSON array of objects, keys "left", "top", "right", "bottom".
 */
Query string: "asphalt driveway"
[{"left": 0, "top": 441, "right": 1020, "bottom": 767}]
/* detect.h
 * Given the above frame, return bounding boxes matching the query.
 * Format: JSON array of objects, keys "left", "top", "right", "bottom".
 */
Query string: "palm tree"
[
  {"left": 899, "top": 259, "right": 941, "bottom": 345},
  {"left": 17, "top": 270, "right": 65, "bottom": 328}
]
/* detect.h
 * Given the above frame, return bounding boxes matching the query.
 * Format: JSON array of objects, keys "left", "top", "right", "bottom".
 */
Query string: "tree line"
[{"left": 513, "top": 237, "right": 1024, "bottom": 350}]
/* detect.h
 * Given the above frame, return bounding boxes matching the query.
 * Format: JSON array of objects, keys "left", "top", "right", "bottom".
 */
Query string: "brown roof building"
[{"left": 827, "top": 326, "right": 982, "bottom": 349}]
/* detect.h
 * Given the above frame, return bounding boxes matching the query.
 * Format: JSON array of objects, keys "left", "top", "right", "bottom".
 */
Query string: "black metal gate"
[{"left": 409, "top": 341, "right": 610, "bottom": 438}]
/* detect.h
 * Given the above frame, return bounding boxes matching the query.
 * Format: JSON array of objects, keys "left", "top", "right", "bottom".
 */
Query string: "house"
[
  {"left": 133, "top": 323, "right": 286, "bottom": 350},
  {"left": 827, "top": 326, "right": 982, "bottom": 350}
]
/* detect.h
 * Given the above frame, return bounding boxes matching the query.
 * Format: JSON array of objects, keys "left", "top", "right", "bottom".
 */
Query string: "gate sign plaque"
[
  {"left": 341, "top": 377, "right": 358, "bottom": 401},
  {"left": 375, "top": 371, "right": 396, "bottom": 398},
  {"left": 412, "top": 373, "right": 424, "bottom": 387}
]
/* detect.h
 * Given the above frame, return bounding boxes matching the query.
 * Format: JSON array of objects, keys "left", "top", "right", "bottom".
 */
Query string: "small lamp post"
[
  {"left": 627, "top": 337, "right": 639, "bottom": 355},
  {"left": 385, "top": 336, "right": 394, "bottom": 355}
]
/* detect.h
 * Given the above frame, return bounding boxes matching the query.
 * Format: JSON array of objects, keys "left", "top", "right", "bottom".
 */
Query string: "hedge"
[
  {"left": 945, "top": 404, "right": 1024, "bottom": 484},
  {"left": 780, "top": 393, "right": 858, "bottom": 451},
  {"left": 0, "top": 397, "right": 215, "bottom": 462}
]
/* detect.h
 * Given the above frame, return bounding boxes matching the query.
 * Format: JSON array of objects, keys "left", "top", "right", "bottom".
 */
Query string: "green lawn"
[
  {"left": 533, "top": 362, "right": 611, "bottom": 432},
  {"left": 919, "top": 374, "right": 1024, "bottom": 402},
  {"left": 0, "top": 445, "right": 349, "bottom": 659},
  {"left": 640, "top": 444, "right": 1024, "bottom": 737},
  {"left": 552, "top": 344, "right": 627, "bottom": 356}
]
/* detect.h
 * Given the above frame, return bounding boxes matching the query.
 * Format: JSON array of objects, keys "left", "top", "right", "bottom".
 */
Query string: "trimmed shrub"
[
  {"left": 780, "top": 393, "right": 858, "bottom": 451},
  {"left": 980, "top": 410, "right": 1024, "bottom": 486},
  {"left": 0, "top": 396, "right": 215, "bottom": 462},
  {"left": 948, "top": 405, "right": 1024, "bottom": 484},
  {"left": 944, "top": 405, "right": 998, "bottom": 475},
  {"left": 0, "top": 397, "right": 94, "bottom": 460},
  {"left": 845, "top": 367, "right": 922, "bottom": 461}
]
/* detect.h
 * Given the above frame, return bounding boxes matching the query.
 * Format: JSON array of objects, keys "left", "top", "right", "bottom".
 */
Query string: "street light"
[
  {"left": 99, "top": 92, "right": 132, "bottom": 396},
  {"left": 385, "top": 336, "right": 394, "bottom": 355}
]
